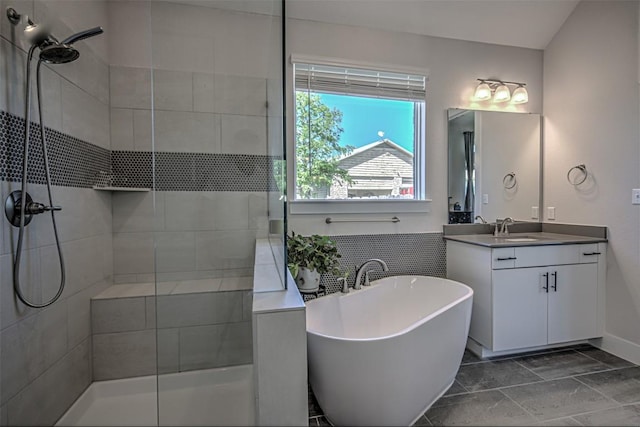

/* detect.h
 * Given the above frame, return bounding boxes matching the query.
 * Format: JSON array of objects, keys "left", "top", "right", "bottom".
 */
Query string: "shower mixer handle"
[{"left": 25, "top": 202, "right": 62, "bottom": 215}]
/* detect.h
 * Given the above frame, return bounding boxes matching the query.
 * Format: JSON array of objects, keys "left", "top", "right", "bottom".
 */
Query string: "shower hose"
[{"left": 13, "top": 44, "right": 66, "bottom": 308}]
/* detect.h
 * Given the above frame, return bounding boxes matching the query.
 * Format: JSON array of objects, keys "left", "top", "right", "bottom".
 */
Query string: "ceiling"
[
  {"left": 286, "top": 0, "right": 580, "bottom": 50},
  {"left": 180, "top": 0, "right": 580, "bottom": 50}
]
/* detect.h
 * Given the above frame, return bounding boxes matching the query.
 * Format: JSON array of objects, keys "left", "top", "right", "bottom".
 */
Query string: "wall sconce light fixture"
[{"left": 474, "top": 79, "right": 528, "bottom": 104}]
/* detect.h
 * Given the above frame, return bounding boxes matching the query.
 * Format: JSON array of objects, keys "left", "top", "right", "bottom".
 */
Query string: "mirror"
[{"left": 447, "top": 109, "right": 541, "bottom": 224}]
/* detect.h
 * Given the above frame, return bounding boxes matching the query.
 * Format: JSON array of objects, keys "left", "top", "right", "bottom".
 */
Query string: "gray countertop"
[{"left": 444, "top": 232, "right": 607, "bottom": 248}]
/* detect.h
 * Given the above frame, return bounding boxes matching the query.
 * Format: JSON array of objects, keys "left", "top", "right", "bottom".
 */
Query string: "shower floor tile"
[{"left": 56, "top": 365, "right": 253, "bottom": 426}]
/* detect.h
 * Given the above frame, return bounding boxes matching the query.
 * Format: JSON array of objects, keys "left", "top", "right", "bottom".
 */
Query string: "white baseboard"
[
  {"left": 590, "top": 333, "right": 640, "bottom": 365},
  {"left": 467, "top": 337, "right": 588, "bottom": 359}
]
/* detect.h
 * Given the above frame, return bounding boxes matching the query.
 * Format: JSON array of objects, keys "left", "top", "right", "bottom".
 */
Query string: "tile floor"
[{"left": 308, "top": 344, "right": 640, "bottom": 426}]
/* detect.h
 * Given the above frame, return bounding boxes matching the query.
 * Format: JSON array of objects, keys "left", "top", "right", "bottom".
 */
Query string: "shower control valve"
[{"left": 4, "top": 190, "right": 62, "bottom": 227}]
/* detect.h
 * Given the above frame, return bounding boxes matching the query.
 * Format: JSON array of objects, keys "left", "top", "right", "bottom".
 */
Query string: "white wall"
[
  {"left": 285, "top": 16, "right": 543, "bottom": 235},
  {"left": 543, "top": 1, "right": 640, "bottom": 350}
]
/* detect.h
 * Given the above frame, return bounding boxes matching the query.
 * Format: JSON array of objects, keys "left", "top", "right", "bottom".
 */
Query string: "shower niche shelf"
[{"left": 92, "top": 186, "right": 150, "bottom": 192}]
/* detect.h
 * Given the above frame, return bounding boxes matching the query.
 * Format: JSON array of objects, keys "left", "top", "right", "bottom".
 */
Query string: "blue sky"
[{"left": 318, "top": 93, "right": 415, "bottom": 153}]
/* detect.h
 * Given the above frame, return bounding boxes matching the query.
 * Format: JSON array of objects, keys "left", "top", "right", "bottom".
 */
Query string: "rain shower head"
[{"left": 39, "top": 43, "right": 79, "bottom": 64}]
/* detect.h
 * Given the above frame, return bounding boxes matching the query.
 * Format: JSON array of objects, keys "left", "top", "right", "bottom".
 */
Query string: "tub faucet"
[
  {"left": 354, "top": 259, "right": 389, "bottom": 290},
  {"left": 338, "top": 277, "right": 349, "bottom": 294}
]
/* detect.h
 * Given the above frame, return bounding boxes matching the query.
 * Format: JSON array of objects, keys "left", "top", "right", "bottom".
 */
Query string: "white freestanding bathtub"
[{"left": 306, "top": 275, "right": 473, "bottom": 426}]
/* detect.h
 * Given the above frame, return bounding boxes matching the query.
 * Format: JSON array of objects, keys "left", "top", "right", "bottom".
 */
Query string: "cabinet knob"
[
  {"left": 551, "top": 271, "right": 557, "bottom": 292},
  {"left": 496, "top": 257, "right": 517, "bottom": 261},
  {"left": 543, "top": 272, "right": 549, "bottom": 293},
  {"left": 582, "top": 252, "right": 601, "bottom": 256}
]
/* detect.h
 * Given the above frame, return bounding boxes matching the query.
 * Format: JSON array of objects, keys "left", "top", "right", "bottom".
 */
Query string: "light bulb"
[
  {"left": 474, "top": 82, "right": 491, "bottom": 101},
  {"left": 512, "top": 85, "right": 529, "bottom": 104},
  {"left": 493, "top": 84, "right": 511, "bottom": 103}
]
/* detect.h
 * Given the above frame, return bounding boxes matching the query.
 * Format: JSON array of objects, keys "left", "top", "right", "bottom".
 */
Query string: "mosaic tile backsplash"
[{"left": 304, "top": 232, "right": 447, "bottom": 300}]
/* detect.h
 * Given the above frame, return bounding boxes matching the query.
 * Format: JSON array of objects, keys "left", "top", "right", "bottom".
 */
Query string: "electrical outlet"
[
  {"left": 482, "top": 194, "right": 489, "bottom": 204},
  {"left": 531, "top": 206, "right": 539, "bottom": 219},
  {"left": 547, "top": 207, "right": 556, "bottom": 220},
  {"left": 633, "top": 189, "right": 640, "bottom": 205}
]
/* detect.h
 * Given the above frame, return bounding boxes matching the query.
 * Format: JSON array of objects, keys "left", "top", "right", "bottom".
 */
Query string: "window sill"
[{"left": 289, "top": 199, "right": 432, "bottom": 215}]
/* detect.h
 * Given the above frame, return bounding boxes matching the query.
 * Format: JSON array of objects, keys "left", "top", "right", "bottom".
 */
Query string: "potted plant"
[{"left": 287, "top": 231, "right": 342, "bottom": 292}]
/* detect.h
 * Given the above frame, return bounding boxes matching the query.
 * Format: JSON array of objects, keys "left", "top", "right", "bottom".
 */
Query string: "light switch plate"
[
  {"left": 531, "top": 206, "right": 539, "bottom": 219},
  {"left": 547, "top": 207, "right": 556, "bottom": 220},
  {"left": 482, "top": 194, "right": 489, "bottom": 204},
  {"left": 633, "top": 189, "right": 640, "bottom": 205}
]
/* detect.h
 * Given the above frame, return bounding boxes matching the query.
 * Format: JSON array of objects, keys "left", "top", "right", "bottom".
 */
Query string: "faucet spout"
[
  {"left": 354, "top": 259, "right": 389, "bottom": 290},
  {"left": 475, "top": 215, "right": 487, "bottom": 224},
  {"left": 499, "top": 217, "right": 515, "bottom": 236}
]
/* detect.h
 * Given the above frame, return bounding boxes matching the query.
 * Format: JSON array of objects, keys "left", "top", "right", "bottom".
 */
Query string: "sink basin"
[{"left": 492, "top": 235, "right": 548, "bottom": 242}]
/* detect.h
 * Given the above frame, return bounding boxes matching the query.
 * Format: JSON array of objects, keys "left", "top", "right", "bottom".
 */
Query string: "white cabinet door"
[
  {"left": 547, "top": 263, "right": 599, "bottom": 344},
  {"left": 492, "top": 267, "right": 548, "bottom": 351}
]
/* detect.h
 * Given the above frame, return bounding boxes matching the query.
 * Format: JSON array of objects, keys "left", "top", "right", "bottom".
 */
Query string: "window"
[{"left": 293, "top": 60, "right": 426, "bottom": 202}]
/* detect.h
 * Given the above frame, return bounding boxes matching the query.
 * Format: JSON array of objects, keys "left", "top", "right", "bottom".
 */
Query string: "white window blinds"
[{"left": 294, "top": 62, "right": 426, "bottom": 101}]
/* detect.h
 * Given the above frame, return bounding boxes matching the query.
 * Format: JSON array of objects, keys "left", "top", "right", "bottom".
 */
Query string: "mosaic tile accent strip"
[
  {"left": 110, "top": 151, "right": 152, "bottom": 189},
  {"left": 0, "top": 111, "right": 111, "bottom": 188},
  {"left": 112, "top": 150, "right": 279, "bottom": 192},
  {"left": 1, "top": 110, "right": 279, "bottom": 192},
  {"left": 303, "top": 232, "right": 446, "bottom": 300}
]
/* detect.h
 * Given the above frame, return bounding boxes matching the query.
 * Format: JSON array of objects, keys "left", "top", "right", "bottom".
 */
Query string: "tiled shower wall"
[
  {"left": 108, "top": 1, "right": 279, "bottom": 284},
  {"left": 0, "top": 1, "right": 112, "bottom": 425},
  {"left": 0, "top": 1, "right": 281, "bottom": 424},
  {"left": 103, "top": 0, "right": 282, "bottom": 379}
]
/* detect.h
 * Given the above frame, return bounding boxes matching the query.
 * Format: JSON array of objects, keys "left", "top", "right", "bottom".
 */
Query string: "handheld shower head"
[{"left": 61, "top": 26, "right": 103, "bottom": 45}]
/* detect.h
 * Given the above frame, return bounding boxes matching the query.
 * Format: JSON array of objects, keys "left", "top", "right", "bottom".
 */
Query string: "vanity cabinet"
[{"left": 447, "top": 241, "right": 606, "bottom": 356}]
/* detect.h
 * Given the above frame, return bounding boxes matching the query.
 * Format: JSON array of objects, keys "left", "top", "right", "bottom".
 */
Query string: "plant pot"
[{"left": 295, "top": 267, "right": 321, "bottom": 292}]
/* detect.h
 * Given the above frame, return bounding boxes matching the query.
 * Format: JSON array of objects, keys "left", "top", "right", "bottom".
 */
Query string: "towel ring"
[
  {"left": 503, "top": 172, "right": 517, "bottom": 189},
  {"left": 567, "top": 164, "right": 588, "bottom": 186}
]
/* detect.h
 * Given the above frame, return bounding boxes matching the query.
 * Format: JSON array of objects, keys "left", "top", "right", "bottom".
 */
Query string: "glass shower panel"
[
  {"left": 266, "top": 0, "right": 287, "bottom": 290},
  {"left": 149, "top": 1, "right": 284, "bottom": 425}
]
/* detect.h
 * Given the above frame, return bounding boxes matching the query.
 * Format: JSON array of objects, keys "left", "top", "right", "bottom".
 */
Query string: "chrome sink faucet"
[
  {"left": 494, "top": 217, "right": 515, "bottom": 237},
  {"left": 354, "top": 259, "right": 389, "bottom": 290}
]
